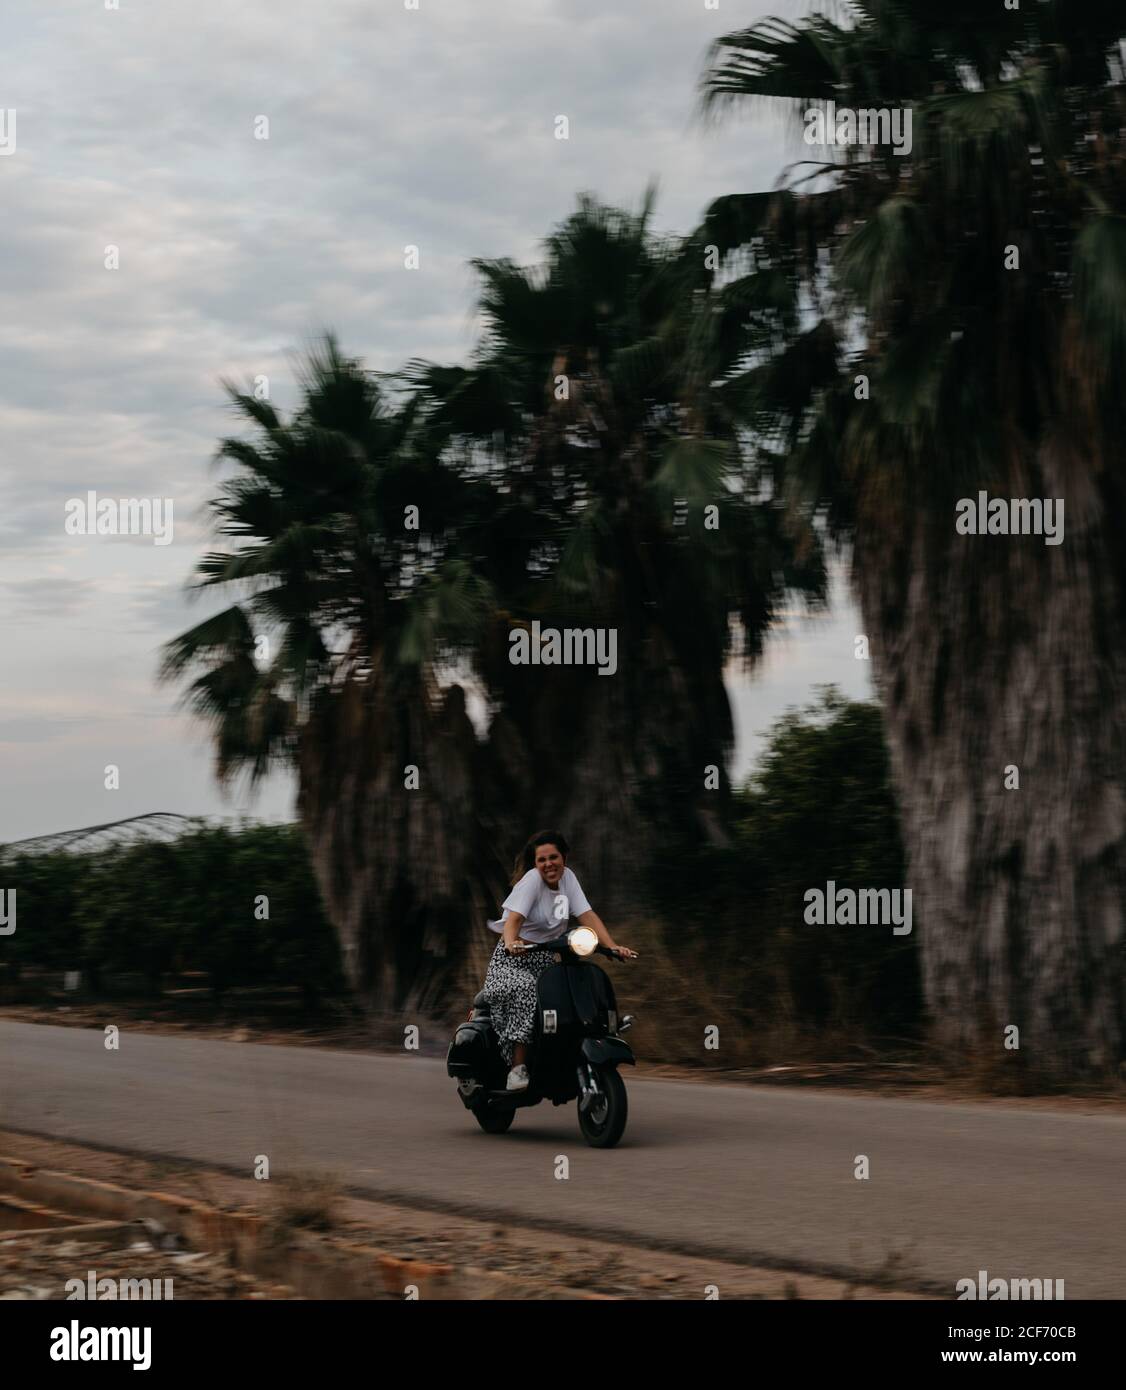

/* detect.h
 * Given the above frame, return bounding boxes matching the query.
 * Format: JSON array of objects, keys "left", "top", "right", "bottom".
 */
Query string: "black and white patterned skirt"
[{"left": 481, "top": 938, "right": 556, "bottom": 1066}]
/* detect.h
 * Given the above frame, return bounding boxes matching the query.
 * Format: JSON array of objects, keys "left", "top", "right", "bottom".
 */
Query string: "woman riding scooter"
[{"left": 482, "top": 830, "right": 637, "bottom": 1092}]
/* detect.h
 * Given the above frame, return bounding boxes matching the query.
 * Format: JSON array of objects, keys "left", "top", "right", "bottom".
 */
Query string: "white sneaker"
[{"left": 506, "top": 1064, "right": 530, "bottom": 1091}]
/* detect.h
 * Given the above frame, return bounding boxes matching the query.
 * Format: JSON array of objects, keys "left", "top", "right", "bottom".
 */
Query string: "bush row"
[{"left": 0, "top": 822, "right": 343, "bottom": 1005}]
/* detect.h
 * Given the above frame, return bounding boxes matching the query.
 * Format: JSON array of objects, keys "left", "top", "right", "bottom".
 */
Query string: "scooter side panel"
[{"left": 447, "top": 1017, "right": 498, "bottom": 1078}]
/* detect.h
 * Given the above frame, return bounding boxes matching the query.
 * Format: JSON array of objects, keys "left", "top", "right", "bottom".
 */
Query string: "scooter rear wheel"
[
  {"left": 578, "top": 1065, "right": 627, "bottom": 1148},
  {"left": 473, "top": 1104, "right": 515, "bottom": 1134}
]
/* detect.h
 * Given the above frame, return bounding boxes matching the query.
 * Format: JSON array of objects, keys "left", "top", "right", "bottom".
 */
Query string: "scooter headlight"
[{"left": 566, "top": 926, "right": 599, "bottom": 957}]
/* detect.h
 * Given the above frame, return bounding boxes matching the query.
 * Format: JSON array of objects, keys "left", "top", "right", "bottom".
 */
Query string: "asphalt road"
[{"left": 2, "top": 1020, "right": 1123, "bottom": 1296}]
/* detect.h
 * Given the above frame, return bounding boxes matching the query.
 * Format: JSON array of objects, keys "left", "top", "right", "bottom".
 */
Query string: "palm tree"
[
  {"left": 701, "top": 1, "right": 1126, "bottom": 1079},
  {"left": 165, "top": 199, "right": 825, "bottom": 1015},
  {"left": 410, "top": 191, "right": 825, "bottom": 915},
  {"left": 161, "top": 336, "right": 498, "bottom": 1012}
]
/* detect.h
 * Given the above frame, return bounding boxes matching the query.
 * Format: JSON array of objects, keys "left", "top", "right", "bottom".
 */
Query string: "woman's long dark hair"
[{"left": 511, "top": 830, "right": 570, "bottom": 886}]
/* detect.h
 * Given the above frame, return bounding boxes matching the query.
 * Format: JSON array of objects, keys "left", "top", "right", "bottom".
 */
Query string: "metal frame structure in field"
[{"left": 1, "top": 813, "right": 197, "bottom": 858}]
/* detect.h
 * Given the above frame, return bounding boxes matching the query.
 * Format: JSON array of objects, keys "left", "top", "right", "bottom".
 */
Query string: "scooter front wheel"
[{"left": 578, "top": 1065, "right": 627, "bottom": 1148}]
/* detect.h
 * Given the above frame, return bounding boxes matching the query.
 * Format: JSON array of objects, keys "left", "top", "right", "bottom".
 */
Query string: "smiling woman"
[
  {"left": 479, "top": 829, "right": 634, "bottom": 1089},
  {"left": 486, "top": 831, "right": 589, "bottom": 946}
]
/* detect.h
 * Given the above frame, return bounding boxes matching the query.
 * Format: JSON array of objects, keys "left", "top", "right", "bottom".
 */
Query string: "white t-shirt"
[{"left": 487, "top": 867, "right": 593, "bottom": 943}]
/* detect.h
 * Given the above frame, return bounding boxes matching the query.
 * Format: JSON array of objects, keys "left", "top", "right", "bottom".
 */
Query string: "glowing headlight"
[{"left": 567, "top": 926, "right": 599, "bottom": 957}]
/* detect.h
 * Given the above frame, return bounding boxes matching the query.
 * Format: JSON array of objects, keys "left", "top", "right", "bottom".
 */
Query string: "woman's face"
[{"left": 534, "top": 843, "right": 565, "bottom": 889}]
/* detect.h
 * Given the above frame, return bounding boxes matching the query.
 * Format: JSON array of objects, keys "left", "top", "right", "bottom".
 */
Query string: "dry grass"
[
  {"left": 265, "top": 1169, "right": 342, "bottom": 1239},
  {"left": 596, "top": 916, "right": 763, "bottom": 1068}
]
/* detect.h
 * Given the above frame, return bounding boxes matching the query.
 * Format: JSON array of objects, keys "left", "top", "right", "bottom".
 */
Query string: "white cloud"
[{"left": 1, "top": 0, "right": 854, "bottom": 841}]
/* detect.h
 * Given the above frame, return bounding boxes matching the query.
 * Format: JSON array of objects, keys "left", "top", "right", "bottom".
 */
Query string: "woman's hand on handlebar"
[
  {"left": 573, "top": 909, "right": 635, "bottom": 961},
  {"left": 505, "top": 938, "right": 531, "bottom": 955}
]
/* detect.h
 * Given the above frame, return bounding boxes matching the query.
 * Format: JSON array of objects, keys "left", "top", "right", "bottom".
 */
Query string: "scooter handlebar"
[{"left": 510, "top": 939, "right": 625, "bottom": 960}]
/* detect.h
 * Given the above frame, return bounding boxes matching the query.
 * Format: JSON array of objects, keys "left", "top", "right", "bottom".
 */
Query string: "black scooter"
[{"left": 446, "top": 927, "right": 637, "bottom": 1148}]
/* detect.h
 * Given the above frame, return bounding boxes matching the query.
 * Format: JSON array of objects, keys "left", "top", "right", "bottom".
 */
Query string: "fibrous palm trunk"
[
  {"left": 854, "top": 454, "right": 1126, "bottom": 1081},
  {"left": 298, "top": 669, "right": 501, "bottom": 1017}
]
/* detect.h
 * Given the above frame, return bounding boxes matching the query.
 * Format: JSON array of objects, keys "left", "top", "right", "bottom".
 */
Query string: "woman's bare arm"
[
  {"left": 503, "top": 910, "right": 528, "bottom": 952},
  {"left": 574, "top": 908, "right": 637, "bottom": 957}
]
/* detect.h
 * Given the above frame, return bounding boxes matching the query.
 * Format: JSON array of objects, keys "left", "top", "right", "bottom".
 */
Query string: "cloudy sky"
[{"left": 0, "top": 0, "right": 870, "bottom": 844}]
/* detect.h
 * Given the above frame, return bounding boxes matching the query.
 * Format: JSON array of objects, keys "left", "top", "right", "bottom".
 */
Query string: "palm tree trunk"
[
  {"left": 298, "top": 672, "right": 499, "bottom": 1017},
  {"left": 854, "top": 468, "right": 1126, "bottom": 1081}
]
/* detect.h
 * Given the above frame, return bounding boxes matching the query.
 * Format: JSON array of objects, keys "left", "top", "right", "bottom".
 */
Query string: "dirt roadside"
[
  {"left": 0, "top": 1130, "right": 934, "bottom": 1300},
  {"left": 1, "top": 1233, "right": 301, "bottom": 1302}
]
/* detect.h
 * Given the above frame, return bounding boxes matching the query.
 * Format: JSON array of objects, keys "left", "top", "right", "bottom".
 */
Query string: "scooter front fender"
[{"left": 581, "top": 1036, "right": 636, "bottom": 1067}]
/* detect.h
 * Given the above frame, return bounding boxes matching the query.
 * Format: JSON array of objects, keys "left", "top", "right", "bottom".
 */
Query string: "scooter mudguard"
[{"left": 581, "top": 1036, "right": 636, "bottom": 1067}]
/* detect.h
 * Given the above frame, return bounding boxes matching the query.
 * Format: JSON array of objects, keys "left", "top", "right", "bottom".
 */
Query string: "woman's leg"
[
  {"left": 507, "top": 952, "right": 552, "bottom": 1069},
  {"left": 481, "top": 942, "right": 544, "bottom": 1070},
  {"left": 482, "top": 943, "right": 534, "bottom": 1068},
  {"left": 500, "top": 971, "right": 539, "bottom": 1069}
]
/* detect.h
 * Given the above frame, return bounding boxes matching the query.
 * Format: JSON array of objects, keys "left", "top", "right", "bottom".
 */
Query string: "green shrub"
[
  {"left": 652, "top": 686, "right": 921, "bottom": 1058},
  {"left": 0, "top": 822, "right": 342, "bottom": 1003}
]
